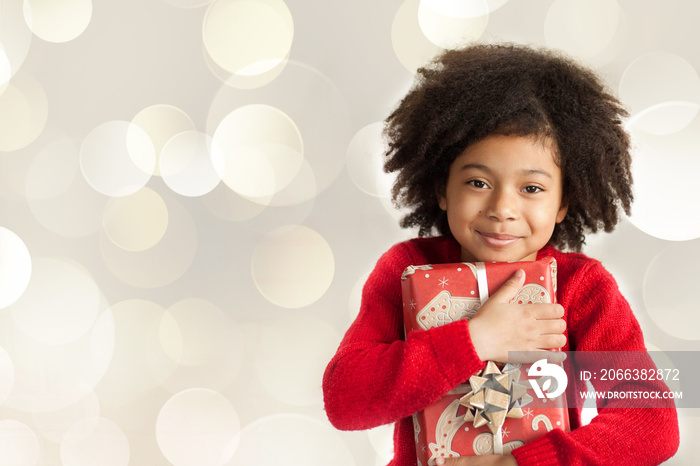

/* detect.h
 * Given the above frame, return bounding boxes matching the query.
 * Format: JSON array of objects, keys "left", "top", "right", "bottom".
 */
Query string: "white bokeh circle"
[
  {"left": 251, "top": 225, "right": 334, "bottom": 309},
  {"left": 27, "top": 138, "right": 110, "bottom": 237},
  {"left": 0, "top": 120, "right": 69, "bottom": 203},
  {"left": 159, "top": 299, "right": 234, "bottom": 365},
  {"left": 204, "top": 46, "right": 289, "bottom": 90},
  {"left": 255, "top": 315, "right": 341, "bottom": 406},
  {"left": 227, "top": 414, "right": 355, "bottom": 466},
  {"left": 102, "top": 187, "right": 169, "bottom": 252},
  {"left": 0, "top": 420, "right": 40, "bottom": 466},
  {"left": 261, "top": 156, "right": 317, "bottom": 207},
  {"left": 0, "top": 227, "right": 32, "bottom": 309},
  {"left": 0, "top": 345, "right": 15, "bottom": 404},
  {"left": 131, "top": 104, "right": 196, "bottom": 177},
  {"left": 625, "top": 101, "right": 700, "bottom": 137},
  {"left": 100, "top": 195, "right": 197, "bottom": 288},
  {"left": 207, "top": 60, "right": 351, "bottom": 206},
  {"left": 419, "top": 0, "right": 510, "bottom": 17},
  {"left": 1, "top": 307, "right": 114, "bottom": 412},
  {"left": 346, "top": 122, "right": 394, "bottom": 198},
  {"left": 627, "top": 115, "right": 700, "bottom": 241},
  {"left": 157, "top": 298, "right": 244, "bottom": 393},
  {"left": 25, "top": 138, "right": 79, "bottom": 199},
  {"left": 23, "top": 0, "right": 92, "bottom": 43},
  {"left": 160, "top": 131, "right": 224, "bottom": 197},
  {"left": 0, "top": 0, "right": 33, "bottom": 82},
  {"left": 10, "top": 257, "right": 101, "bottom": 345},
  {"left": 60, "top": 417, "right": 130, "bottom": 466},
  {"left": 0, "top": 71, "right": 48, "bottom": 151},
  {"left": 94, "top": 299, "right": 178, "bottom": 404},
  {"left": 163, "top": 0, "right": 212, "bottom": 8},
  {"left": 0, "top": 44, "right": 12, "bottom": 87},
  {"left": 420, "top": 0, "right": 488, "bottom": 18},
  {"left": 213, "top": 104, "right": 303, "bottom": 200},
  {"left": 202, "top": 0, "right": 293, "bottom": 76},
  {"left": 31, "top": 392, "right": 100, "bottom": 443},
  {"left": 200, "top": 182, "right": 269, "bottom": 222},
  {"left": 80, "top": 120, "right": 156, "bottom": 197},
  {"left": 392, "top": 0, "right": 442, "bottom": 73},
  {"left": 200, "top": 178, "right": 316, "bottom": 232},
  {"left": 418, "top": 0, "right": 488, "bottom": 49},
  {"left": 643, "top": 242, "right": 700, "bottom": 340},
  {"left": 544, "top": 0, "right": 622, "bottom": 64},
  {"left": 156, "top": 388, "right": 240, "bottom": 466},
  {"left": 619, "top": 52, "right": 700, "bottom": 135}
]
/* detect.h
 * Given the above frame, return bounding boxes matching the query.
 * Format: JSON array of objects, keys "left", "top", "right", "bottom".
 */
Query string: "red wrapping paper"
[{"left": 401, "top": 258, "right": 570, "bottom": 464}]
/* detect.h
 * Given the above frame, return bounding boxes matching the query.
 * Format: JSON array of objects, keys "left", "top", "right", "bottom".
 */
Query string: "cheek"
[
  {"left": 530, "top": 204, "right": 560, "bottom": 229},
  {"left": 447, "top": 198, "right": 478, "bottom": 219}
]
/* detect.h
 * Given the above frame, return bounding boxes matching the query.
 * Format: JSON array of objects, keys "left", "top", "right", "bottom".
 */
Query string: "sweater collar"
[{"left": 537, "top": 243, "right": 557, "bottom": 260}]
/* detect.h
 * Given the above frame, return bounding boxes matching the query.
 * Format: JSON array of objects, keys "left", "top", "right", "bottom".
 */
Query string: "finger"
[
  {"left": 537, "top": 333, "right": 567, "bottom": 350},
  {"left": 532, "top": 304, "right": 565, "bottom": 320},
  {"left": 508, "top": 349, "right": 553, "bottom": 364},
  {"left": 546, "top": 350, "right": 567, "bottom": 364},
  {"left": 538, "top": 318, "right": 566, "bottom": 335},
  {"left": 490, "top": 269, "right": 526, "bottom": 303},
  {"left": 508, "top": 349, "right": 567, "bottom": 364},
  {"left": 437, "top": 457, "right": 469, "bottom": 465}
]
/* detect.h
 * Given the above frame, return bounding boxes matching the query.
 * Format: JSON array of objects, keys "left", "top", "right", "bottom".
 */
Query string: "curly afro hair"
[{"left": 383, "top": 43, "right": 633, "bottom": 252}]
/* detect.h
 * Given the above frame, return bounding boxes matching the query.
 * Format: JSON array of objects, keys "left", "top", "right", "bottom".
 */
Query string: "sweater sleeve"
[
  {"left": 511, "top": 260, "right": 680, "bottom": 466},
  {"left": 322, "top": 242, "right": 485, "bottom": 430}
]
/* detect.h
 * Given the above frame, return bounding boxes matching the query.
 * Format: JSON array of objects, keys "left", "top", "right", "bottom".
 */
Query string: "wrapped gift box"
[{"left": 401, "top": 258, "right": 570, "bottom": 465}]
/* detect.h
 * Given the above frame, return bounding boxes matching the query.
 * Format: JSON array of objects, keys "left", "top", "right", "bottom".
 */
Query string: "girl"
[{"left": 323, "top": 44, "right": 679, "bottom": 465}]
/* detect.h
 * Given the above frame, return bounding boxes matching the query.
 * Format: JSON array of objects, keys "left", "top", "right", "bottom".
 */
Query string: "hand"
[
  {"left": 436, "top": 453, "right": 518, "bottom": 465},
  {"left": 468, "top": 269, "right": 567, "bottom": 363}
]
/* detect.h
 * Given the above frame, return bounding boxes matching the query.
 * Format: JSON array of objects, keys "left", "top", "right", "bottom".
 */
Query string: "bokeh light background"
[{"left": 1, "top": 0, "right": 699, "bottom": 464}]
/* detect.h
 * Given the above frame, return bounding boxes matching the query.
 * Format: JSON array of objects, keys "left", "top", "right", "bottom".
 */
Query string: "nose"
[{"left": 485, "top": 188, "right": 518, "bottom": 221}]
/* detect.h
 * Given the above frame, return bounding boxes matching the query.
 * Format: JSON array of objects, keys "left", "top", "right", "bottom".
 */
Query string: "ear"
[
  {"left": 436, "top": 185, "right": 447, "bottom": 211},
  {"left": 555, "top": 199, "right": 568, "bottom": 224}
]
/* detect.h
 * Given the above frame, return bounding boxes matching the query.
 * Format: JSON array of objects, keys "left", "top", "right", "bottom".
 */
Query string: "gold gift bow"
[{"left": 459, "top": 361, "right": 533, "bottom": 455}]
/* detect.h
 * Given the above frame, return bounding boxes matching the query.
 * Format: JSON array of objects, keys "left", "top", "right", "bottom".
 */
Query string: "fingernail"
[
  {"left": 436, "top": 458, "right": 445, "bottom": 465},
  {"left": 515, "top": 269, "right": 524, "bottom": 278}
]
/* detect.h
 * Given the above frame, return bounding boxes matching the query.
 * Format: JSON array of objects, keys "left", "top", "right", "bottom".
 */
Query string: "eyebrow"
[{"left": 458, "top": 163, "right": 553, "bottom": 178}]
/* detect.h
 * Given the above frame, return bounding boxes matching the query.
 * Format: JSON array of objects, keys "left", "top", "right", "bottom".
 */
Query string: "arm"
[
  {"left": 324, "top": 245, "right": 569, "bottom": 431},
  {"left": 323, "top": 243, "right": 485, "bottom": 430},
  {"left": 510, "top": 261, "right": 679, "bottom": 465}
]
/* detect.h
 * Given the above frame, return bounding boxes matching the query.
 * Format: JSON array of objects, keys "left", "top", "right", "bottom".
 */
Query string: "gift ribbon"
[
  {"left": 475, "top": 262, "right": 489, "bottom": 305},
  {"left": 464, "top": 263, "right": 530, "bottom": 454}
]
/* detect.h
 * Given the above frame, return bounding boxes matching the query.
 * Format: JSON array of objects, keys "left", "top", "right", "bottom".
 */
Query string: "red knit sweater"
[{"left": 323, "top": 236, "right": 679, "bottom": 465}]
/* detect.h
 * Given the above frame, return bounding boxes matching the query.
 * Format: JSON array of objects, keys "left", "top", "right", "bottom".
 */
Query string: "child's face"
[{"left": 439, "top": 134, "right": 568, "bottom": 262}]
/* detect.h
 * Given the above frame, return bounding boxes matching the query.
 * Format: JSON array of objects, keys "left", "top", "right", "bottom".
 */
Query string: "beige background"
[{"left": 0, "top": 0, "right": 699, "bottom": 464}]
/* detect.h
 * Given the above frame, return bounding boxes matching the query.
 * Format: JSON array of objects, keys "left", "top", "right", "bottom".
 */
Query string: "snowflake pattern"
[
  {"left": 523, "top": 408, "right": 534, "bottom": 419},
  {"left": 409, "top": 299, "right": 417, "bottom": 309},
  {"left": 502, "top": 426, "right": 510, "bottom": 438},
  {"left": 439, "top": 277, "right": 449, "bottom": 288}
]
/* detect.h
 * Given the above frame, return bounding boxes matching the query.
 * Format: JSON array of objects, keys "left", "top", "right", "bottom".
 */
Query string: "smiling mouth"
[{"left": 478, "top": 231, "right": 521, "bottom": 247}]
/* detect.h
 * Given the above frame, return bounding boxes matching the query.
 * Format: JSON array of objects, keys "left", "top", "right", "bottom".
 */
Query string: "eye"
[
  {"left": 467, "top": 180, "right": 489, "bottom": 189},
  {"left": 523, "top": 185, "right": 543, "bottom": 194}
]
